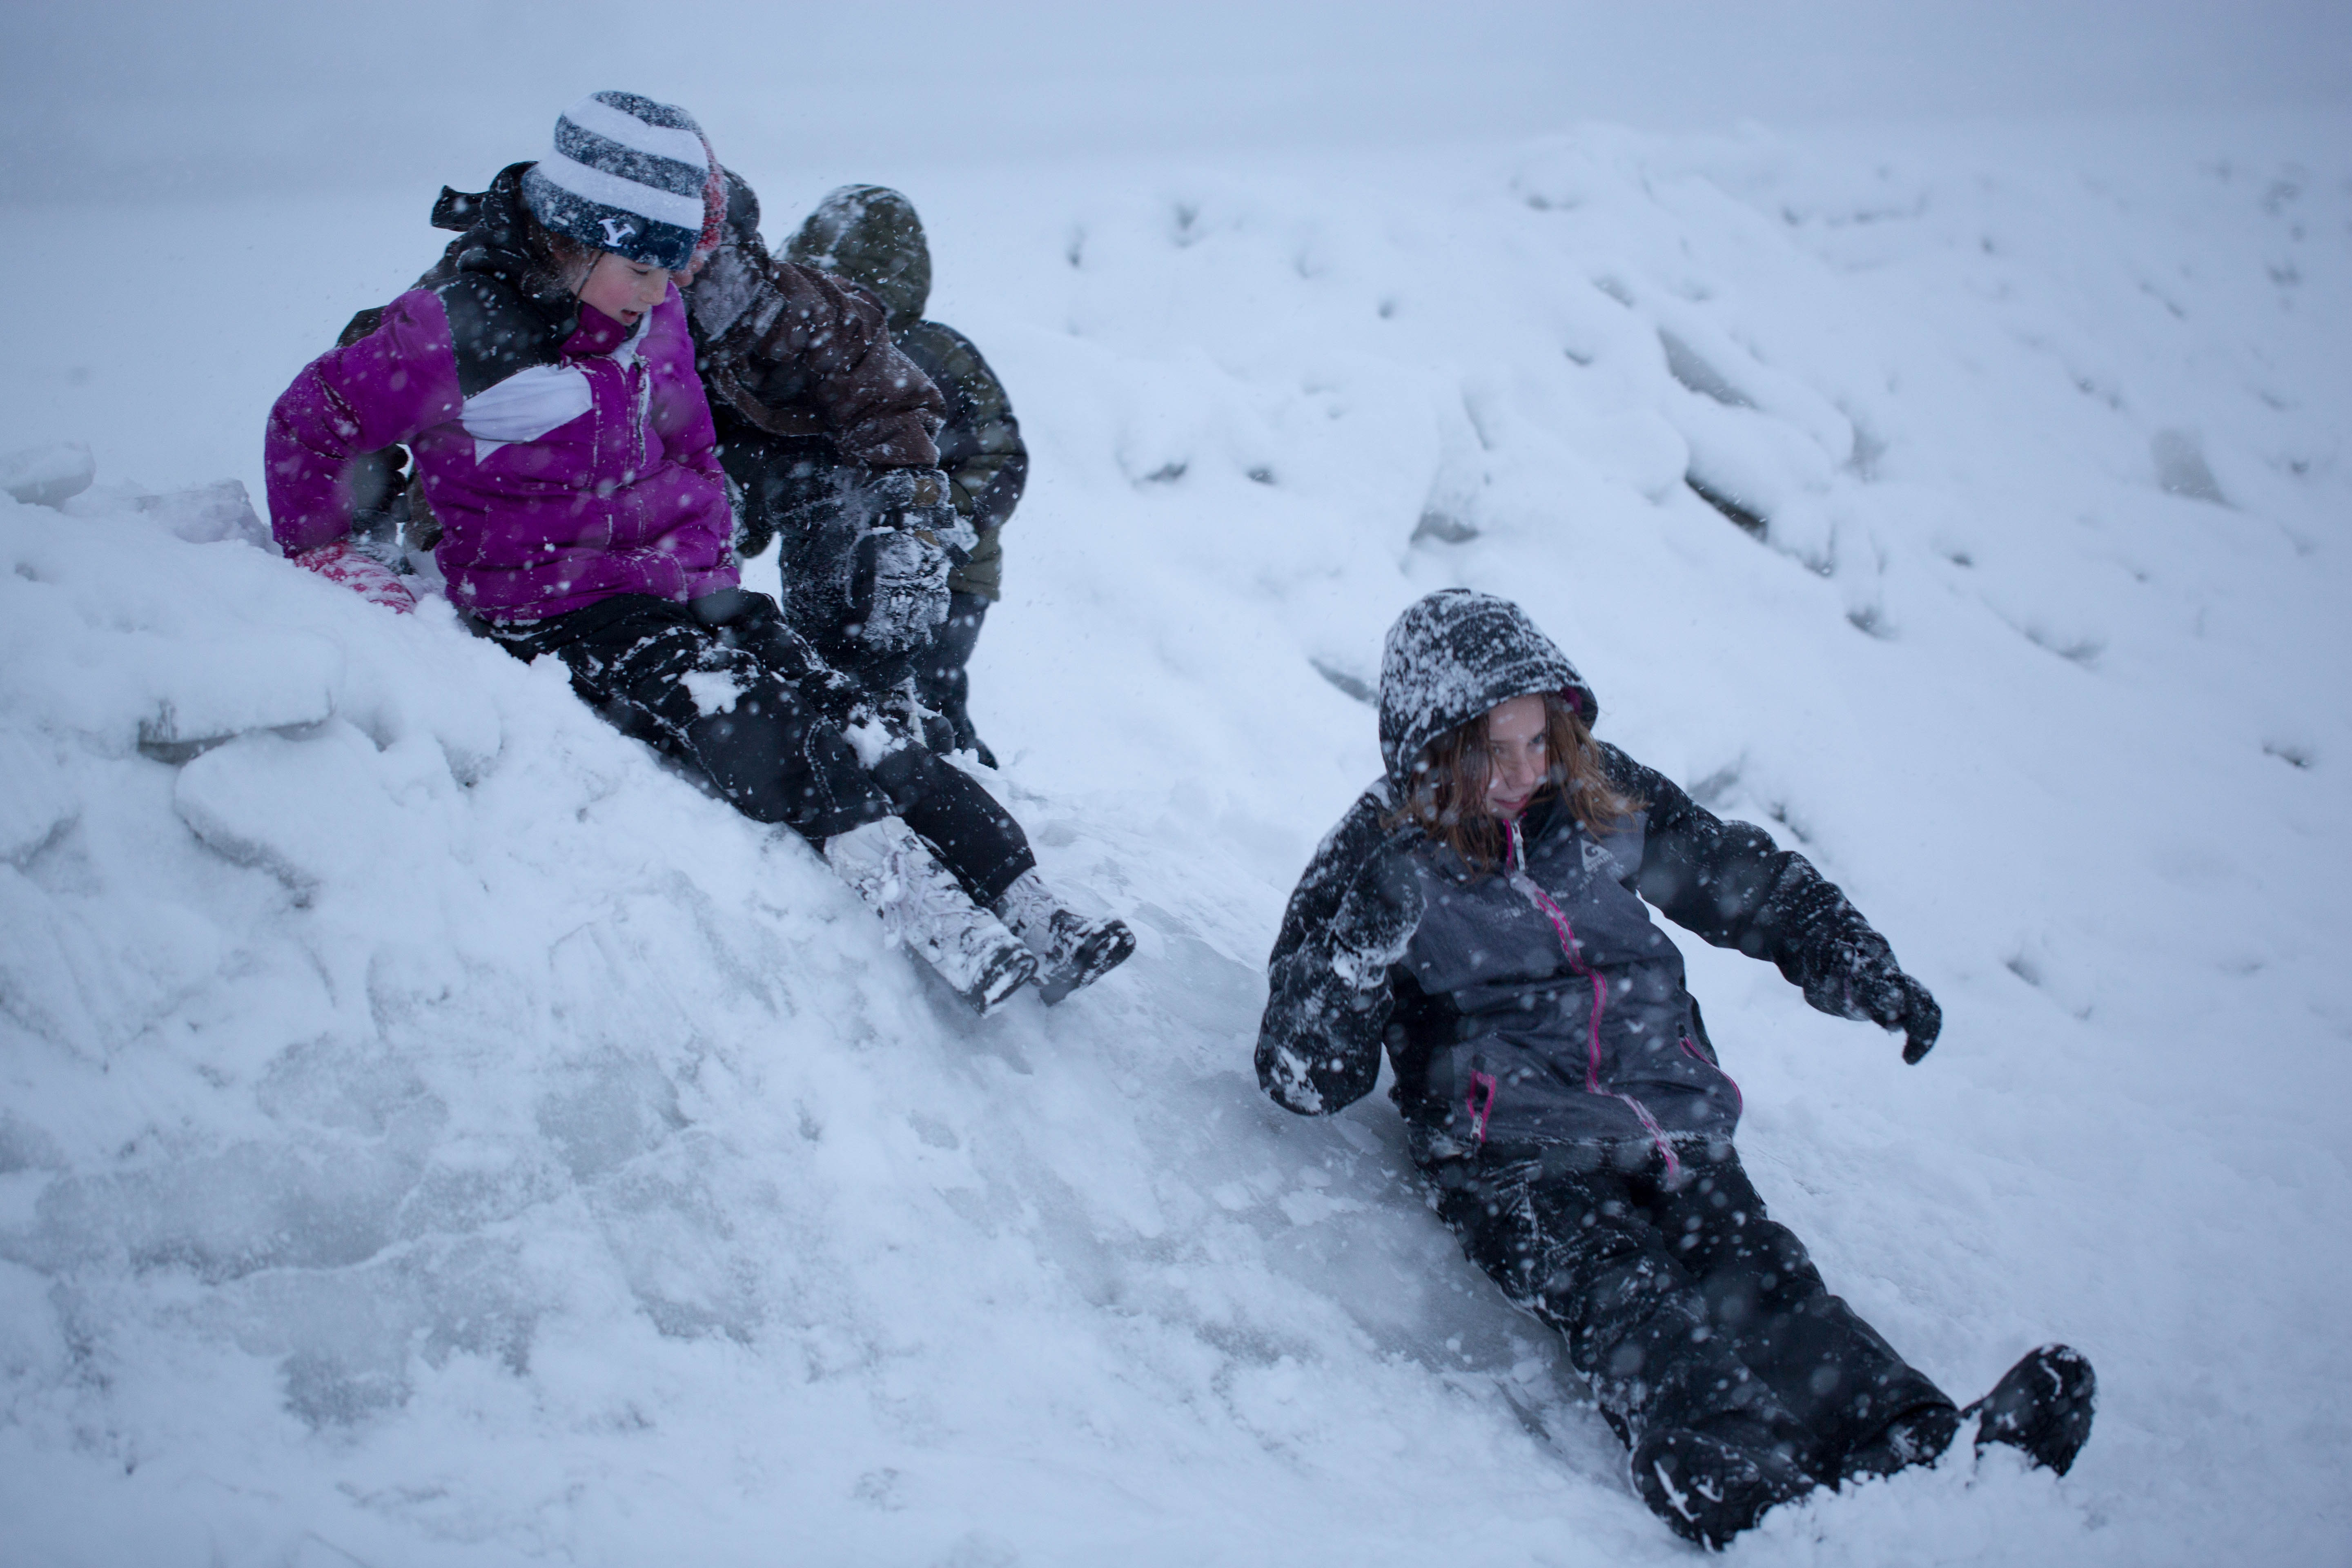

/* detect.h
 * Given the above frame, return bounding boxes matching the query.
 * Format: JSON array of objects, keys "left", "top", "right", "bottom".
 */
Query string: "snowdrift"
[{"left": 3, "top": 113, "right": 2348, "bottom": 1565}]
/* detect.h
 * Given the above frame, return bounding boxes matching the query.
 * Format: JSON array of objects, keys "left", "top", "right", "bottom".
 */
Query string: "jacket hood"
[
  {"left": 782, "top": 185, "right": 931, "bottom": 327},
  {"left": 426, "top": 162, "right": 581, "bottom": 341},
  {"left": 1377, "top": 589, "right": 1598, "bottom": 793}
]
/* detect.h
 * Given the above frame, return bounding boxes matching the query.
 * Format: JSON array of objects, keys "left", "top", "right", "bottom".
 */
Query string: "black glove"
[
  {"left": 1328, "top": 846, "right": 1425, "bottom": 991},
  {"left": 845, "top": 523, "right": 953, "bottom": 661},
  {"left": 1804, "top": 940, "right": 1942, "bottom": 1064}
]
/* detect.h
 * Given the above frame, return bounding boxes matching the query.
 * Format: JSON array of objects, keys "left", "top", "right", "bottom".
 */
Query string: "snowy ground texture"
[{"left": 3, "top": 107, "right": 2350, "bottom": 1566}]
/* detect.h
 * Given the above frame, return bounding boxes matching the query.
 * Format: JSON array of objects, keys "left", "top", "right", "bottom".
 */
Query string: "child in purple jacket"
[{"left": 265, "top": 91, "right": 1131, "bottom": 1015}]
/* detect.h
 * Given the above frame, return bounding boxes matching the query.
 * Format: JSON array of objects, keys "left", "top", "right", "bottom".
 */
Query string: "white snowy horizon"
[
  {"left": 7, "top": 0, "right": 2352, "bottom": 205},
  {"left": 3, "top": 5, "right": 2350, "bottom": 1565}
]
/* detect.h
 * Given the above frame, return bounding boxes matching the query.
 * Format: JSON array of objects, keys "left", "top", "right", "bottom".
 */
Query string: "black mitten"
[
  {"left": 1804, "top": 940, "right": 1942, "bottom": 1064},
  {"left": 1879, "top": 971, "right": 1942, "bottom": 1064}
]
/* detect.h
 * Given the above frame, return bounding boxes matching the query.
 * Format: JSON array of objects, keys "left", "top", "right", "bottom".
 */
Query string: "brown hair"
[
  {"left": 537, "top": 224, "right": 601, "bottom": 294},
  {"left": 1392, "top": 691, "right": 1642, "bottom": 873}
]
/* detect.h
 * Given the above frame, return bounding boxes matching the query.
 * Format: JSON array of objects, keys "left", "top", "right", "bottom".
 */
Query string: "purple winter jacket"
[{"left": 266, "top": 284, "right": 735, "bottom": 621}]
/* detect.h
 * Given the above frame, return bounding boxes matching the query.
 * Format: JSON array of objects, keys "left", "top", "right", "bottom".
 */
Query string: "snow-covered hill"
[{"left": 3, "top": 108, "right": 2348, "bottom": 1565}]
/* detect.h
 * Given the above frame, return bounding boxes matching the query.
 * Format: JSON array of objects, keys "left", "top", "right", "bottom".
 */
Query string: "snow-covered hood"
[
  {"left": 783, "top": 184, "right": 932, "bottom": 328},
  {"left": 1376, "top": 589, "right": 1598, "bottom": 794}
]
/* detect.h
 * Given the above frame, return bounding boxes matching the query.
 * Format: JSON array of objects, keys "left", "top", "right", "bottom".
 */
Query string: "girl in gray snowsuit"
[{"left": 1256, "top": 589, "right": 2094, "bottom": 1549}]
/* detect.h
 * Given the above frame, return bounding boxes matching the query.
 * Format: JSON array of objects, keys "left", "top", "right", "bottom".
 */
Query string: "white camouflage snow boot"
[
  {"left": 989, "top": 869, "right": 1137, "bottom": 1005},
  {"left": 824, "top": 817, "right": 1037, "bottom": 1016}
]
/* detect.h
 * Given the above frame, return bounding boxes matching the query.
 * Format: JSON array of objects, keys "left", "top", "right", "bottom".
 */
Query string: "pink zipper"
[
  {"left": 1466, "top": 1070, "right": 1497, "bottom": 1145},
  {"left": 1506, "top": 819, "right": 1680, "bottom": 1178}
]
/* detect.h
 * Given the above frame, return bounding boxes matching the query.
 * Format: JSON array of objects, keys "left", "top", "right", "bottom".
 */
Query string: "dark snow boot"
[
  {"left": 1965, "top": 1344, "right": 2096, "bottom": 1476},
  {"left": 990, "top": 869, "right": 1136, "bottom": 1004},
  {"left": 1630, "top": 1426, "right": 1818, "bottom": 1550}
]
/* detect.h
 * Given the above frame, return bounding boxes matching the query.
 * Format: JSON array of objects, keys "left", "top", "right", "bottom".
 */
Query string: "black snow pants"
[
  {"left": 1430, "top": 1145, "right": 1954, "bottom": 1479},
  {"left": 913, "top": 592, "right": 991, "bottom": 763},
  {"left": 485, "top": 590, "right": 1033, "bottom": 903}
]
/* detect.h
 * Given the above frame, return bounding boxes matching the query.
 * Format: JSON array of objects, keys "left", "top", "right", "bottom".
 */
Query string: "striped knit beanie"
[{"left": 521, "top": 91, "right": 723, "bottom": 272}]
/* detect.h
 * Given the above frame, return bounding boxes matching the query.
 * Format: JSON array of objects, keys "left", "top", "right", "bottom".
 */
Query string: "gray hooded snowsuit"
[{"left": 1255, "top": 589, "right": 1956, "bottom": 1504}]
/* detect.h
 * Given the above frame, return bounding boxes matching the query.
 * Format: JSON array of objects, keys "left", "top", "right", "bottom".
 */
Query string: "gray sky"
[{"left": 6, "top": 0, "right": 2350, "bottom": 200}]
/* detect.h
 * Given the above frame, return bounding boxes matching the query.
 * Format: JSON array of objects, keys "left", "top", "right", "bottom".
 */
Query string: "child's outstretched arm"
[{"left": 1603, "top": 743, "right": 1942, "bottom": 1063}]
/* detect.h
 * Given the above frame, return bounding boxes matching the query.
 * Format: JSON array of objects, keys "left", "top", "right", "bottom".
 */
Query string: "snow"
[{"left": 4, "top": 17, "right": 2352, "bottom": 1563}]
